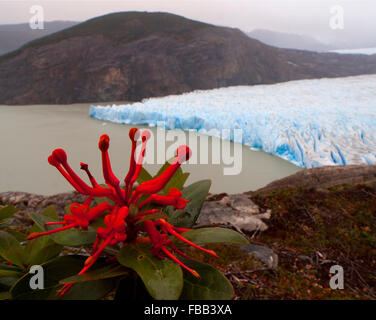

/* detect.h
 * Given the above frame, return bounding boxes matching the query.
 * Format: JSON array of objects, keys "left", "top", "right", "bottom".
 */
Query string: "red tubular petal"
[
  {"left": 133, "top": 209, "right": 160, "bottom": 221},
  {"left": 162, "top": 221, "right": 218, "bottom": 258},
  {"left": 61, "top": 161, "right": 93, "bottom": 194},
  {"left": 143, "top": 220, "right": 161, "bottom": 244},
  {"left": 137, "top": 189, "right": 189, "bottom": 210},
  {"left": 89, "top": 186, "right": 118, "bottom": 201},
  {"left": 129, "top": 130, "right": 151, "bottom": 186},
  {"left": 27, "top": 223, "right": 76, "bottom": 240},
  {"left": 80, "top": 163, "right": 99, "bottom": 188},
  {"left": 171, "top": 226, "right": 192, "bottom": 233},
  {"left": 171, "top": 246, "right": 191, "bottom": 259},
  {"left": 58, "top": 283, "right": 74, "bottom": 299},
  {"left": 99, "top": 135, "right": 120, "bottom": 188},
  {"left": 161, "top": 247, "right": 200, "bottom": 279},
  {"left": 136, "top": 237, "right": 151, "bottom": 243},
  {"left": 49, "top": 149, "right": 93, "bottom": 195},
  {"left": 91, "top": 237, "right": 100, "bottom": 255},
  {"left": 116, "top": 206, "right": 129, "bottom": 221},
  {"left": 82, "top": 235, "right": 114, "bottom": 271},
  {"left": 86, "top": 202, "right": 113, "bottom": 221},
  {"left": 136, "top": 146, "right": 192, "bottom": 195},
  {"left": 45, "top": 222, "right": 69, "bottom": 226},
  {"left": 54, "top": 164, "right": 86, "bottom": 194},
  {"left": 124, "top": 128, "right": 139, "bottom": 194}
]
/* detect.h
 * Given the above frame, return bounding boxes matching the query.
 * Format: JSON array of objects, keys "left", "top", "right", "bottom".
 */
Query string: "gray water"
[{"left": 0, "top": 104, "right": 301, "bottom": 195}]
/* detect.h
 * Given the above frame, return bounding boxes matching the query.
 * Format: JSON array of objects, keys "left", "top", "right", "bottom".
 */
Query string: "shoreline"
[{"left": 2, "top": 164, "right": 374, "bottom": 218}]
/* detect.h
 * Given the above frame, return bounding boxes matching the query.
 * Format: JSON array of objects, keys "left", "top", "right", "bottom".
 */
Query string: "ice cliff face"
[{"left": 90, "top": 75, "right": 376, "bottom": 168}]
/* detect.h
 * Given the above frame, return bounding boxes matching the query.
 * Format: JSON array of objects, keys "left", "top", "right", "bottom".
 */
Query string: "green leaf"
[
  {"left": 0, "top": 291, "right": 11, "bottom": 300},
  {"left": 41, "top": 205, "right": 59, "bottom": 220},
  {"left": 163, "top": 172, "right": 190, "bottom": 195},
  {"left": 60, "top": 279, "right": 116, "bottom": 300},
  {"left": 114, "top": 273, "right": 153, "bottom": 301},
  {"left": 179, "top": 259, "right": 234, "bottom": 300},
  {"left": 24, "top": 234, "right": 62, "bottom": 266},
  {"left": 0, "top": 263, "right": 23, "bottom": 278},
  {"left": 10, "top": 255, "right": 86, "bottom": 300},
  {"left": 54, "top": 229, "right": 97, "bottom": 247},
  {"left": 137, "top": 167, "right": 153, "bottom": 184},
  {"left": 154, "top": 160, "right": 173, "bottom": 178},
  {"left": 29, "top": 212, "right": 58, "bottom": 233},
  {"left": 29, "top": 212, "right": 96, "bottom": 246},
  {"left": 129, "top": 203, "right": 139, "bottom": 218},
  {"left": 90, "top": 215, "right": 106, "bottom": 229},
  {"left": 181, "top": 228, "right": 249, "bottom": 246},
  {"left": 167, "top": 180, "right": 211, "bottom": 228},
  {"left": 0, "top": 205, "right": 18, "bottom": 221},
  {"left": 0, "top": 277, "right": 18, "bottom": 288},
  {"left": 118, "top": 244, "right": 183, "bottom": 300},
  {"left": 0, "top": 231, "right": 25, "bottom": 268},
  {"left": 94, "top": 196, "right": 116, "bottom": 206},
  {"left": 6, "top": 229, "right": 27, "bottom": 242},
  {"left": 60, "top": 264, "right": 129, "bottom": 284}
]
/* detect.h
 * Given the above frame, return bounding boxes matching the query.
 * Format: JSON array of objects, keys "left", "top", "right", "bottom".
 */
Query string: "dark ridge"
[{"left": 0, "top": 11, "right": 375, "bottom": 105}]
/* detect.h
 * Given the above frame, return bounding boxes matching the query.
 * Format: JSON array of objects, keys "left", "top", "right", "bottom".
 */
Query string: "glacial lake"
[{"left": 0, "top": 104, "right": 301, "bottom": 195}]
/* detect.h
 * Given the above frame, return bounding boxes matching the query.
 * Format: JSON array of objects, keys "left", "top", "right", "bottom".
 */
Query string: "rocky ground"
[{"left": 1, "top": 165, "right": 375, "bottom": 299}]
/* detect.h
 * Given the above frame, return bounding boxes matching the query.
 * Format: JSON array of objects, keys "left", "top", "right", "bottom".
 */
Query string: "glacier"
[{"left": 90, "top": 75, "right": 376, "bottom": 168}]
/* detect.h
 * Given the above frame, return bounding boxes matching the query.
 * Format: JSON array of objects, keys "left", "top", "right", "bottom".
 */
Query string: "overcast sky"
[{"left": 1, "top": 0, "right": 375, "bottom": 38}]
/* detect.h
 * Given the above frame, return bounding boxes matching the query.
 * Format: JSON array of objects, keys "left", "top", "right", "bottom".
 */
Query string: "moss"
[
  {"left": 186, "top": 183, "right": 375, "bottom": 299},
  {"left": 248, "top": 183, "right": 376, "bottom": 299},
  {"left": 186, "top": 243, "right": 263, "bottom": 271}
]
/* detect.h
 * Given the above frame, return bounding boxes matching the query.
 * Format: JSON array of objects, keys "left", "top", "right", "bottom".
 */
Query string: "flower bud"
[
  {"left": 129, "top": 128, "right": 140, "bottom": 141},
  {"left": 48, "top": 155, "right": 59, "bottom": 167},
  {"left": 176, "top": 145, "right": 192, "bottom": 164},
  {"left": 52, "top": 149, "right": 67, "bottom": 164},
  {"left": 98, "top": 134, "right": 110, "bottom": 151}
]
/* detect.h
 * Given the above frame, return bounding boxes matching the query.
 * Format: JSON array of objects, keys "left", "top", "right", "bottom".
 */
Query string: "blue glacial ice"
[{"left": 90, "top": 75, "right": 376, "bottom": 168}]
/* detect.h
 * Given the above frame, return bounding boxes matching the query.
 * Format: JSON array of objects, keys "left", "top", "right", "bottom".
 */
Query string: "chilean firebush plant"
[{"left": 0, "top": 128, "right": 248, "bottom": 300}]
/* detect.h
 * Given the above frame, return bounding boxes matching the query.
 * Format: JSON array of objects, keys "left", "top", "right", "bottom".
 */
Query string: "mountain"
[
  {"left": 248, "top": 29, "right": 376, "bottom": 52},
  {"left": 0, "top": 12, "right": 376, "bottom": 105},
  {"left": 0, "top": 21, "right": 78, "bottom": 56},
  {"left": 247, "top": 29, "right": 333, "bottom": 52}
]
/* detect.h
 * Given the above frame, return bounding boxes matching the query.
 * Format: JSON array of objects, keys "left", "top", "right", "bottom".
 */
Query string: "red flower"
[
  {"left": 28, "top": 129, "right": 217, "bottom": 298},
  {"left": 138, "top": 187, "right": 189, "bottom": 210}
]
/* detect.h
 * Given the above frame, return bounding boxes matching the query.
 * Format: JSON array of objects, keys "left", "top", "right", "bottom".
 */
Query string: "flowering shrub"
[{"left": 0, "top": 128, "right": 248, "bottom": 300}]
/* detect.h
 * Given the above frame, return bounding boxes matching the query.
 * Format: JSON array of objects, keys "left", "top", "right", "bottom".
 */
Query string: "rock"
[
  {"left": 196, "top": 195, "right": 270, "bottom": 233},
  {"left": 253, "top": 165, "right": 376, "bottom": 195},
  {"left": 0, "top": 191, "right": 86, "bottom": 218},
  {"left": 1, "top": 190, "right": 271, "bottom": 234},
  {"left": 239, "top": 244, "right": 278, "bottom": 269},
  {"left": 227, "top": 194, "right": 260, "bottom": 215}
]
